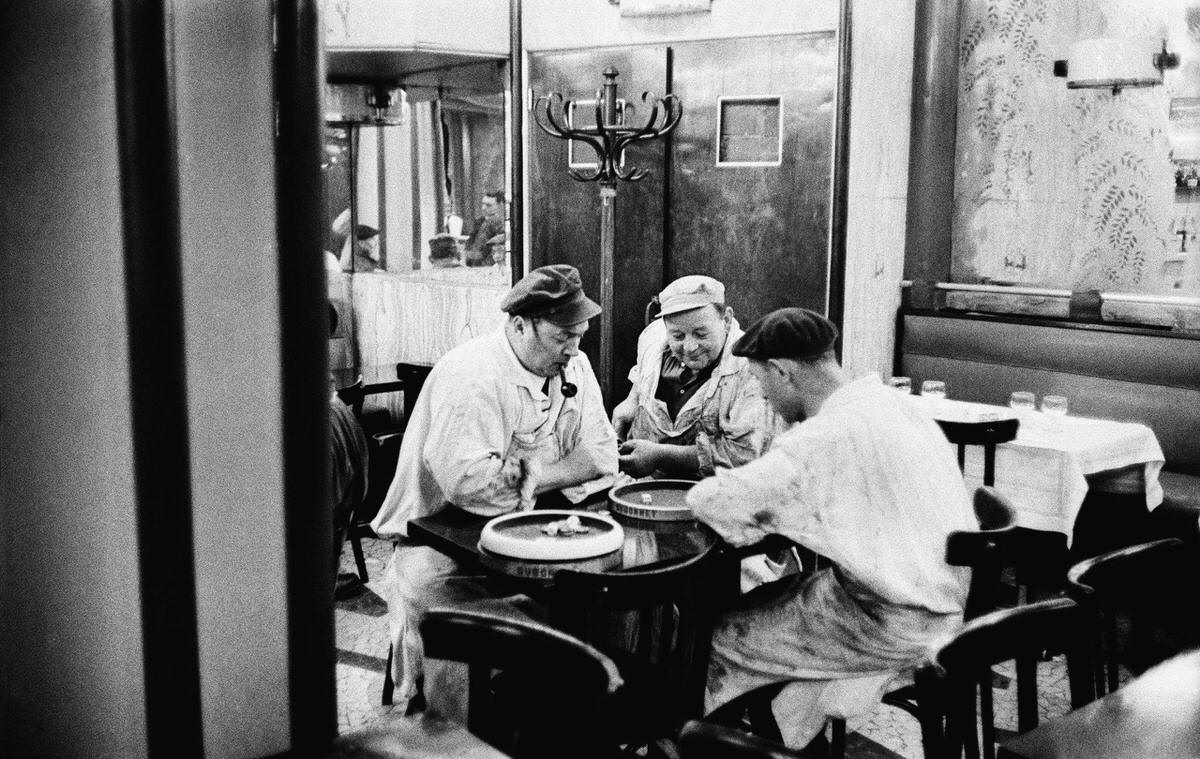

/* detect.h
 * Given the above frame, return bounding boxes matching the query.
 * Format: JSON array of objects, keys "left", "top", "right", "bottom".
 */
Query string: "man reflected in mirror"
[{"left": 464, "top": 190, "right": 506, "bottom": 267}]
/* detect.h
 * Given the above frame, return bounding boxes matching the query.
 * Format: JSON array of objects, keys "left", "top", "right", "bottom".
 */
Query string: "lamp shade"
[{"left": 1065, "top": 38, "right": 1163, "bottom": 89}]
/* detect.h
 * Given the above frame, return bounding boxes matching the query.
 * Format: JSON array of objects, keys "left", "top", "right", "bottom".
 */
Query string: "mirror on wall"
[
  {"left": 322, "top": 78, "right": 512, "bottom": 285},
  {"left": 951, "top": 0, "right": 1200, "bottom": 319}
]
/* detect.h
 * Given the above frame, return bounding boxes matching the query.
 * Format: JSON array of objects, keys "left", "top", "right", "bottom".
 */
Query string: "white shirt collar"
[{"left": 494, "top": 326, "right": 549, "bottom": 396}]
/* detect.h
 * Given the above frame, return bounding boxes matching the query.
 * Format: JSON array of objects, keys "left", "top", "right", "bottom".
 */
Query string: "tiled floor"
[{"left": 333, "top": 536, "right": 1085, "bottom": 757}]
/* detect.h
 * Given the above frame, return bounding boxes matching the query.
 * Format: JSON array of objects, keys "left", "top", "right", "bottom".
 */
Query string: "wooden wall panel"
[
  {"left": 527, "top": 47, "right": 667, "bottom": 394},
  {"left": 670, "top": 34, "right": 838, "bottom": 322}
]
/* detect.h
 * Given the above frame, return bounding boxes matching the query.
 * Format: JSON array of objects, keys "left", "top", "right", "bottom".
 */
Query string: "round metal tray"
[
  {"left": 478, "top": 546, "right": 622, "bottom": 580},
  {"left": 478, "top": 509, "right": 624, "bottom": 561},
  {"left": 608, "top": 479, "right": 695, "bottom": 521}
]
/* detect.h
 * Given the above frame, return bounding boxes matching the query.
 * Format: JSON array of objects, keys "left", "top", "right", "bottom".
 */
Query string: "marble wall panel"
[
  {"left": 351, "top": 274, "right": 508, "bottom": 367},
  {"left": 841, "top": 0, "right": 917, "bottom": 378}
]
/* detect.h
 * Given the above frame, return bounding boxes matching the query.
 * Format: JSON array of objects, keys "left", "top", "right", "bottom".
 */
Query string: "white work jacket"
[
  {"left": 626, "top": 317, "right": 781, "bottom": 475},
  {"left": 371, "top": 328, "right": 617, "bottom": 538}
]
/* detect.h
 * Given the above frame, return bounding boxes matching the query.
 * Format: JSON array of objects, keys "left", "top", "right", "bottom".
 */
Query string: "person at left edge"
[{"left": 370, "top": 263, "right": 618, "bottom": 718}]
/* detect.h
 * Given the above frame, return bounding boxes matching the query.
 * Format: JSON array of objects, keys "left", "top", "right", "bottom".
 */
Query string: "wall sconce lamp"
[{"left": 1053, "top": 38, "right": 1179, "bottom": 95}]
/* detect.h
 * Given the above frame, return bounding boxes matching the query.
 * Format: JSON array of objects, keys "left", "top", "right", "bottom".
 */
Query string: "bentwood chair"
[
  {"left": 939, "top": 418, "right": 1064, "bottom": 604},
  {"left": 916, "top": 598, "right": 1096, "bottom": 759},
  {"left": 1066, "top": 537, "right": 1199, "bottom": 696},
  {"left": 417, "top": 607, "right": 623, "bottom": 759},
  {"left": 552, "top": 541, "right": 733, "bottom": 756},
  {"left": 935, "top": 418, "right": 1019, "bottom": 489}
]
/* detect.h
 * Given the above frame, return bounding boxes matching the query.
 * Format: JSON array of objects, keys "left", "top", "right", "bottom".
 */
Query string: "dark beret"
[
  {"left": 732, "top": 307, "right": 839, "bottom": 360},
  {"left": 355, "top": 224, "right": 379, "bottom": 239},
  {"left": 500, "top": 264, "right": 602, "bottom": 327}
]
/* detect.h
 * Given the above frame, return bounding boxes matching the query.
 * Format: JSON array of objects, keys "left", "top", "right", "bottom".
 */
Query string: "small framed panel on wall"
[{"left": 715, "top": 95, "right": 783, "bottom": 167}]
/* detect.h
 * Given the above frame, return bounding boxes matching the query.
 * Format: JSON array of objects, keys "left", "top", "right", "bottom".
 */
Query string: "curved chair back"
[
  {"left": 918, "top": 598, "right": 1096, "bottom": 759},
  {"left": 334, "top": 374, "right": 365, "bottom": 417},
  {"left": 936, "top": 417, "right": 1019, "bottom": 486},
  {"left": 1067, "top": 537, "right": 1197, "bottom": 695},
  {"left": 420, "top": 607, "right": 623, "bottom": 758},
  {"left": 678, "top": 720, "right": 805, "bottom": 759},
  {"left": 946, "top": 487, "right": 1019, "bottom": 621}
]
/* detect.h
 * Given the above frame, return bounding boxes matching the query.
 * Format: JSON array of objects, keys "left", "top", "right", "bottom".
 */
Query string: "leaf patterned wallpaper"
[{"left": 953, "top": 0, "right": 1199, "bottom": 294}]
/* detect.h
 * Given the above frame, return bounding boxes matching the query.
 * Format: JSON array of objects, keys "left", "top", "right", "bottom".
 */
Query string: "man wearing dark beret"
[
  {"left": 687, "top": 307, "right": 974, "bottom": 749},
  {"left": 371, "top": 263, "right": 617, "bottom": 718}
]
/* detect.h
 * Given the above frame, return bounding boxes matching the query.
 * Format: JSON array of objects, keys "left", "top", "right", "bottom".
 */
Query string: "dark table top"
[
  {"left": 998, "top": 648, "right": 1200, "bottom": 759},
  {"left": 408, "top": 497, "right": 719, "bottom": 585},
  {"left": 332, "top": 364, "right": 405, "bottom": 394}
]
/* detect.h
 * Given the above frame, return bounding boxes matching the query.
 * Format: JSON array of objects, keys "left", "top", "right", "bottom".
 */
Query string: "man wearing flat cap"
[
  {"left": 687, "top": 307, "right": 974, "bottom": 750},
  {"left": 371, "top": 264, "right": 617, "bottom": 717},
  {"left": 611, "top": 275, "right": 782, "bottom": 480}
]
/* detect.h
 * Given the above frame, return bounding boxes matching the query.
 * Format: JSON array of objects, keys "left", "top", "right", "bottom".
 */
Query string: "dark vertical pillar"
[
  {"left": 276, "top": 0, "right": 338, "bottom": 750},
  {"left": 903, "top": 0, "right": 961, "bottom": 293},
  {"left": 509, "top": 0, "right": 524, "bottom": 281},
  {"left": 111, "top": 0, "right": 204, "bottom": 754},
  {"left": 662, "top": 45, "right": 674, "bottom": 289},
  {"left": 828, "top": 0, "right": 853, "bottom": 341}
]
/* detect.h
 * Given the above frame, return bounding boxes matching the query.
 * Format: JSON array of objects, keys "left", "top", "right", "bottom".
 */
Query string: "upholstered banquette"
[{"left": 898, "top": 311, "right": 1200, "bottom": 546}]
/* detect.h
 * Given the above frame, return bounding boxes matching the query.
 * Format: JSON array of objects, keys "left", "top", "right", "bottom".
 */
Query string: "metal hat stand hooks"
[{"left": 532, "top": 67, "right": 682, "bottom": 401}]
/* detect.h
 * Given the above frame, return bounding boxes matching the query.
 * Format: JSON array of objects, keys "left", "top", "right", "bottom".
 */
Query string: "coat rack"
[{"left": 532, "top": 67, "right": 681, "bottom": 400}]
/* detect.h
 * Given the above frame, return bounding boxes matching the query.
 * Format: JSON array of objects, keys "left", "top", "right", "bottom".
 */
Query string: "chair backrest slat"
[
  {"left": 419, "top": 607, "right": 623, "bottom": 756},
  {"left": 919, "top": 598, "right": 1096, "bottom": 759}
]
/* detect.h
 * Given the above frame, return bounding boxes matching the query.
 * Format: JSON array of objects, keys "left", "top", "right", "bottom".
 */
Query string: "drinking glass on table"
[
  {"left": 1041, "top": 394, "right": 1068, "bottom": 427},
  {"left": 889, "top": 376, "right": 912, "bottom": 394},
  {"left": 1008, "top": 391, "right": 1036, "bottom": 414},
  {"left": 920, "top": 380, "right": 947, "bottom": 400}
]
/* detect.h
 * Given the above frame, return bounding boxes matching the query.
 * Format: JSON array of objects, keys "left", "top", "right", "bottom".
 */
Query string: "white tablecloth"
[{"left": 924, "top": 399, "right": 1165, "bottom": 541}]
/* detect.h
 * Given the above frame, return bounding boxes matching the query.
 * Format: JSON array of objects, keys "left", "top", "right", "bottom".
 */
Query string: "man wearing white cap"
[
  {"left": 612, "top": 274, "right": 781, "bottom": 479},
  {"left": 371, "top": 264, "right": 618, "bottom": 717}
]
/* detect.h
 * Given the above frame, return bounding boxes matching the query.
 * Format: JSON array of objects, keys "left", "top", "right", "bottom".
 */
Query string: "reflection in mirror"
[{"left": 322, "top": 77, "right": 511, "bottom": 285}]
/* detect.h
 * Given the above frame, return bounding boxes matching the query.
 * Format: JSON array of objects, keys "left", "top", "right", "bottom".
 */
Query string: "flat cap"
[
  {"left": 355, "top": 224, "right": 379, "bottom": 240},
  {"left": 732, "top": 307, "right": 838, "bottom": 360},
  {"left": 500, "top": 264, "right": 601, "bottom": 327},
  {"left": 658, "top": 275, "right": 726, "bottom": 316}
]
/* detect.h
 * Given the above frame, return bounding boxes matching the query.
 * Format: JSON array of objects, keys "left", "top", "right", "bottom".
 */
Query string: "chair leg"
[
  {"left": 350, "top": 528, "right": 369, "bottom": 583},
  {"left": 829, "top": 718, "right": 846, "bottom": 759},
  {"left": 382, "top": 644, "right": 394, "bottom": 706},
  {"left": 747, "top": 694, "right": 783, "bottom": 743}
]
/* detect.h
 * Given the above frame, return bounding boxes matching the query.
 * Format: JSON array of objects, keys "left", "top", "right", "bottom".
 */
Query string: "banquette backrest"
[{"left": 897, "top": 311, "right": 1200, "bottom": 476}]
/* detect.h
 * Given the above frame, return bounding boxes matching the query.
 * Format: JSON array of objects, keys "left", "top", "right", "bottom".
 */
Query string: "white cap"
[{"left": 658, "top": 275, "right": 726, "bottom": 316}]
